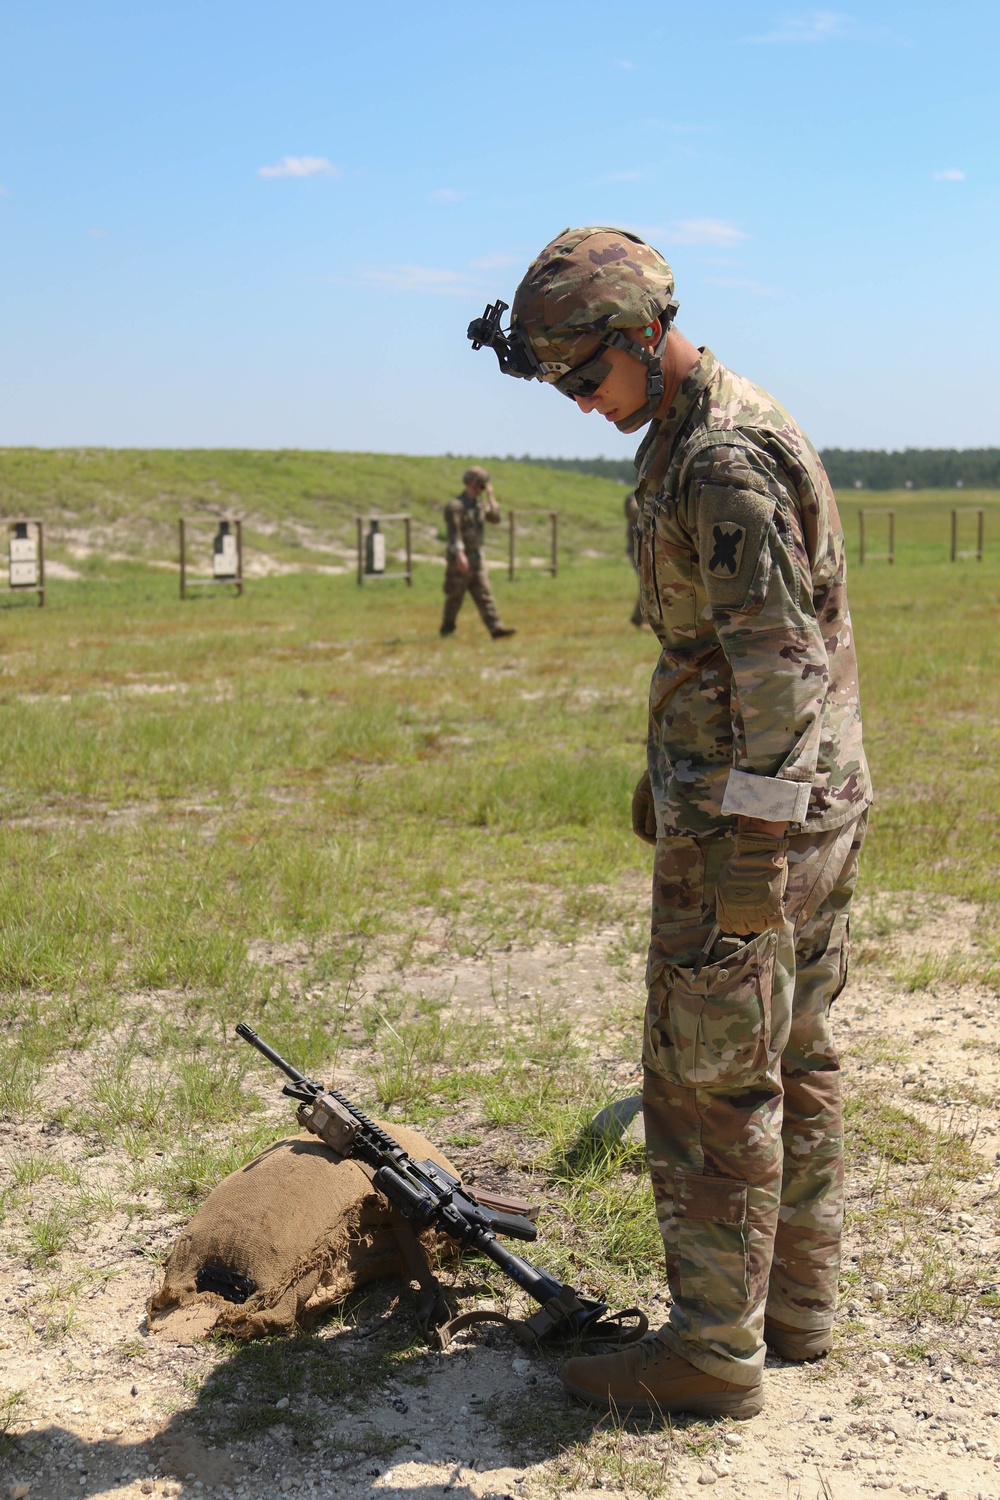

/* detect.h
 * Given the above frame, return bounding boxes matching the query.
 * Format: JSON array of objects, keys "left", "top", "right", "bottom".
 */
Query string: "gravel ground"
[{"left": 3, "top": 897, "right": 999, "bottom": 1500}]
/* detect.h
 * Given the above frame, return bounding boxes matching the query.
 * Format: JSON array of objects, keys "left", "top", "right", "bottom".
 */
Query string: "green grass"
[
  {"left": 844, "top": 1092, "right": 980, "bottom": 1174},
  {"left": 0, "top": 563, "right": 654, "bottom": 1033},
  {"left": 838, "top": 492, "right": 1000, "bottom": 914},
  {"left": 1, "top": 545, "right": 998, "bottom": 1032},
  {"left": 841, "top": 1084, "right": 993, "bottom": 1321},
  {"left": 0, "top": 465, "right": 998, "bottom": 1410}
]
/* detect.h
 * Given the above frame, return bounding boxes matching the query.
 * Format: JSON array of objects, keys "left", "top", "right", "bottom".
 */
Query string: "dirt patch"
[{"left": 2, "top": 897, "right": 999, "bottom": 1500}]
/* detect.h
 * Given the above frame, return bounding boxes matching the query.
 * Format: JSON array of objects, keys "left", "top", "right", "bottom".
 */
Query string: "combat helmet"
[
  {"left": 462, "top": 465, "right": 489, "bottom": 486},
  {"left": 467, "top": 227, "right": 679, "bottom": 433}
]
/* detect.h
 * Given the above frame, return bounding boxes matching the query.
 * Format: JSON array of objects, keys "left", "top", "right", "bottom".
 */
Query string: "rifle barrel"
[{"left": 235, "top": 1023, "right": 310, "bottom": 1086}]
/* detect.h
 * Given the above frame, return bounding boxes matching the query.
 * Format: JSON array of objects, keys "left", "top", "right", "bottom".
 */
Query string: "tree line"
[{"left": 502, "top": 450, "right": 1000, "bottom": 490}]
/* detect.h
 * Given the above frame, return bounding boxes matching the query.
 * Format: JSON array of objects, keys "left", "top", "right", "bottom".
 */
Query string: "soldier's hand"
[
  {"left": 715, "top": 829, "right": 788, "bottom": 935},
  {"left": 631, "top": 770, "right": 658, "bottom": 846},
  {"left": 455, "top": 551, "right": 469, "bottom": 574}
]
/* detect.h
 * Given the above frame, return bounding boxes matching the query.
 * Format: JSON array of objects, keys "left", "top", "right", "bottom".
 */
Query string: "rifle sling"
[{"left": 434, "top": 1296, "right": 649, "bottom": 1351}]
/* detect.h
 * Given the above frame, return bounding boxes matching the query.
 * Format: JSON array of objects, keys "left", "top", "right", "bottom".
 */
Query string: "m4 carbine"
[{"left": 236, "top": 1022, "right": 645, "bottom": 1347}]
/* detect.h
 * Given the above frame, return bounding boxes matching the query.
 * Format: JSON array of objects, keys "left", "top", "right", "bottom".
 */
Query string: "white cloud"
[
  {"left": 257, "top": 156, "right": 341, "bottom": 179},
  {"left": 359, "top": 264, "right": 484, "bottom": 297},
  {"left": 616, "top": 59, "right": 637, "bottom": 70},
  {"left": 427, "top": 188, "right": 466, "bottom": 204},
  {"left": 88, "top": 228, "right": 110, "bottom": 239},
  {"left": 0, "top": 185, "right": 7, "bottom": 197},
  {"left": 646, "top": 218, "right": 749, "bottom": 248},
  {"left": 933, "top": 168, "right": 966, "bottom": 182},
  {"left": 742, "top": 10, "right": 893, "bottom": 43},
  {"left": 704, "top": 276, "right": 780, "bottom": 298}
]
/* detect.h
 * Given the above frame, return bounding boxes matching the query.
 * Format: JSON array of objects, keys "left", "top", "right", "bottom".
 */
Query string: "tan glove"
[
  {"left": 715, "top": 829, "right": 789, "bottom": 935},
  {"left": 631, "top": 770, "right": 658, "bottom": 846}
]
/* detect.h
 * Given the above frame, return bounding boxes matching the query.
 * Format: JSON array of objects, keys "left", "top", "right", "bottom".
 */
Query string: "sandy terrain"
[{"left": 2, "top": 897, "right": 999, "bottom": 1500}]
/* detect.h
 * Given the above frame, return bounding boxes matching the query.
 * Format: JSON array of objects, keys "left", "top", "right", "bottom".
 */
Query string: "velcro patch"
[
  {"left": 697, "top": 483, "right": 776, "bottom": 612},
  {"left": 705, "top": 457, "right": 768, "bottom": 492}
]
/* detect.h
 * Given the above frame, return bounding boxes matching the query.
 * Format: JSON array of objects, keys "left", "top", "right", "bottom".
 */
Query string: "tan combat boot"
[
  {"left": 562, "top": 1333, "right": 764, "bottom": 1420},
  {"left": 763, "top": 1317, "right": 833, "bottom": 1362}
]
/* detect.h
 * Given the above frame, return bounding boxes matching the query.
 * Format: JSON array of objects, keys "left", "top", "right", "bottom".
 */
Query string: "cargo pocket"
[
  {"left": 675, "top": 1169, "right": 749, "bottom": 1305},
  {"left": 645, "top": 929, "right": 779, "bottom": 1089}
]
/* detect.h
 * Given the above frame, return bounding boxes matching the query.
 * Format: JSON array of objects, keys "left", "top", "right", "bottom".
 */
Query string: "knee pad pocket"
[{"left": 675, "top": 1169, "right": 750, "bottom": 1304}]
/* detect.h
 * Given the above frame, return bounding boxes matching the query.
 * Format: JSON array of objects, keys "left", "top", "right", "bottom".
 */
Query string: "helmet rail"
[{"left": 467, "top": 300, "right": 541, "bottom": 381}]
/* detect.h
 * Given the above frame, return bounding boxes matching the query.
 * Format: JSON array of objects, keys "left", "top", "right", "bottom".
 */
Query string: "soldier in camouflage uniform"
[
  {"left": 468, "top": 228, "right": 871, "bottom": 1419},
  {"left": 440, "top": 466, "right": 516, "bottom": 639}
]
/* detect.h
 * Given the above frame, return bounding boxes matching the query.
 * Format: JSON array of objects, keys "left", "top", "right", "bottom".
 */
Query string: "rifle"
[{"left": 236, "top": 1022, "right": 646, "bottom": 1348}]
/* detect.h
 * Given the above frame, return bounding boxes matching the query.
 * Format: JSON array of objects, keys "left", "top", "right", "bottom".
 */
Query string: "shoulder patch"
[
  {"left": 707, "top": 521, "right": 747, "bottom": 578},
  {"left": 696, "top": 483, "right": 775, "bottom": 612}
]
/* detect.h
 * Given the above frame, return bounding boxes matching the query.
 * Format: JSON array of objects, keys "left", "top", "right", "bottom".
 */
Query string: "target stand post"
[
  {"left": 179, "top": 517, "right": 244, "bottom": 599},
  {"left": 356, "top": 514, "right": 413, "bottom": 585},
  {"left": 858, "top": 509, "right": 895, "bottom": 565},
  {"left": 3, "top": 518, "right": 45, "bottom": 607},
  {"left": 951, "top": 508, "right": 985, "bottom": 562}
]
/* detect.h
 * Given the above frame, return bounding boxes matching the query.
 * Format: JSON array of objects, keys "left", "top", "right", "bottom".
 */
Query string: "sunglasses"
[{"left": 553, "top": 347, "right": 613, "bottom": 401}]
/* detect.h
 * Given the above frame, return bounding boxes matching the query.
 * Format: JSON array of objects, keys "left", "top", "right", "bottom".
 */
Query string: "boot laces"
[{"left": 634, "top": 1332, "right": 674, "bottom": 1372}]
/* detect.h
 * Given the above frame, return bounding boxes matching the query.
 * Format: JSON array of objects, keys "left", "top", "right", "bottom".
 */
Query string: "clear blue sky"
[{"left": 1, "top": 2, "right": 996, "bottom": 458}]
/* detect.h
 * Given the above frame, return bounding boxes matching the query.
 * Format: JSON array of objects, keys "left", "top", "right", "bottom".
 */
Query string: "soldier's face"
[{"left": 571, "top": 339, "right": 649, "bottom": 426}]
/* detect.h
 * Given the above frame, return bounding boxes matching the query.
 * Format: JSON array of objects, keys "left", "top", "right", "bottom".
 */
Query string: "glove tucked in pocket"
[
  {"left": 631, "top": 769, "right": 658, "bottom": 846},
  {"left": 645, "top": 929, "right": 779, "bottom": 1090}
]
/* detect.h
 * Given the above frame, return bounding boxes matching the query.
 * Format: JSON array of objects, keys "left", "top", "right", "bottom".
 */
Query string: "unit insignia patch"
[{"left": 708, "top": 522, "right": 746, "bottom": 578}]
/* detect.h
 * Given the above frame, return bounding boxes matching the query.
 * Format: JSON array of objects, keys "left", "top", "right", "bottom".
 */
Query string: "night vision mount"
[{"left": 467, "top": 300, "right": 541, "bottom": 381}]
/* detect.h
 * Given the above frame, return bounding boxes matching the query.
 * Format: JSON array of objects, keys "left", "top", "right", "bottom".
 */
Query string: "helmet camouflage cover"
[
  {"left": 462, "top": 465, "right": 489, "bottom": 485},
  {"left": 511, "top": 226, "right": 678, "bottom": 378}
]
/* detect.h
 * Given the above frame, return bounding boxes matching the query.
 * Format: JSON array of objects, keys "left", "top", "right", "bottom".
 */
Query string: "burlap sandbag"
[{"left": 148, "top": 1125, "right": 459, "bottom": 1342}]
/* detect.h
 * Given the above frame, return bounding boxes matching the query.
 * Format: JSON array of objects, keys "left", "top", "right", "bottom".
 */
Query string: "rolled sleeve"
[{"left": 721, "top": 769, "right": 811, "bottom": 823}]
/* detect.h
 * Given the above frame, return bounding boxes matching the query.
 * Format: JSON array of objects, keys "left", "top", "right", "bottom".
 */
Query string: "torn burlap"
[{"left": 148, "top": 1126, "right": 458, "bottom": 1342}]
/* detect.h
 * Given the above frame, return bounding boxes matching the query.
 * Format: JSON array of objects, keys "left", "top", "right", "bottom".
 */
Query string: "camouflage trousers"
[
  {"left": 642, "top": 810, "right": 867, "bottom": 1386},
  {"left": 441, "top": 554, "right": 501, "bottom": 634}
]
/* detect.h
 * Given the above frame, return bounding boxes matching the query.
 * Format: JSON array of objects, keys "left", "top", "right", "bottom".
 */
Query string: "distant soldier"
[
  {"left": 624, "top": 490, "right": 644, "bottom": 626},
  {"left": 440, "top": 466, "right": 516, "bottom": 639}
]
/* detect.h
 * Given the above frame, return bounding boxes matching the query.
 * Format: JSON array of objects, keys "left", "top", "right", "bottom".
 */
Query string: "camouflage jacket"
[
  {"left": 634, "top": 348, "right": 871, "bottom": 835},
  {"left": 444, "top": 491, "right": 501, "bottom": 558}
]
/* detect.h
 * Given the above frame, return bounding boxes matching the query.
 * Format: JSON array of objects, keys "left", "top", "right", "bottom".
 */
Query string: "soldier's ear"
[{"left": 623, "top": 319, "right": 661, "bottom": 350}]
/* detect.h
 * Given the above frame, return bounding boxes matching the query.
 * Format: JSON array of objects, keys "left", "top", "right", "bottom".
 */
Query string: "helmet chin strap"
[{"left": 608, "top": 301, "right": 678, "bottom": 433}]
